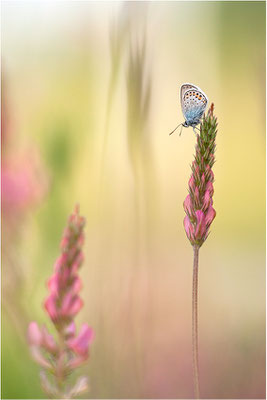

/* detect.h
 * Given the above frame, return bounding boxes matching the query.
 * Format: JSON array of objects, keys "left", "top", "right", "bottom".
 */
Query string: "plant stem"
[{"left": 192, "top": 245, "right": 200, "bottom": 399}]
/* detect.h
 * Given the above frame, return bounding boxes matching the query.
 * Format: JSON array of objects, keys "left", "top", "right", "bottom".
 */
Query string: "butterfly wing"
[
  {"left": 180, "top": 83, "right": 199, "bottom": 105},
  {"left": 181, "top": 87, "right": 208, "bottom": 125}
]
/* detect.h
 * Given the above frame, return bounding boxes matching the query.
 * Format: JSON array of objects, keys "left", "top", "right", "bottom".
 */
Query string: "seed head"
[{"left": 183, "top": 104, "right": 218, "bottom": 247}]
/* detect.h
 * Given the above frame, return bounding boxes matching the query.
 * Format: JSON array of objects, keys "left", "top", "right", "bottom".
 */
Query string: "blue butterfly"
[{"left": 170, "top": 83, "right": 208, "bottom": 136}]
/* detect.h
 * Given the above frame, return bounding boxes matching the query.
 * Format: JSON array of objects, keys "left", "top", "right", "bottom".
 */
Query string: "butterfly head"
[{"left": 183, "top": 120, "right": 199, "bottom": 128}]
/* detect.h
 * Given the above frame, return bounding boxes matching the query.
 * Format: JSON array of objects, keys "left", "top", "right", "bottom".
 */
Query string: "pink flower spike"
[
  {"left": 28, "top": 322, "right": 43, "bottom": 346},
  {"left": 28, "top": 206, "right": 93, "bottom": 396},
  {"left": 68, "top": 324, "right": 94, "bottom": 356}
]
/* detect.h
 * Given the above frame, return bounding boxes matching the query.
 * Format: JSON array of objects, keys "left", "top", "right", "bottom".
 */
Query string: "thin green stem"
[{"left": 192, "top": 245, "right": 200, "bottom": 399}]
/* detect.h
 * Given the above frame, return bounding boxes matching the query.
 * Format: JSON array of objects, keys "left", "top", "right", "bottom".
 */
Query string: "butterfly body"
[{"left": 169, "top": 83, "right": 208, "bottom": 136}]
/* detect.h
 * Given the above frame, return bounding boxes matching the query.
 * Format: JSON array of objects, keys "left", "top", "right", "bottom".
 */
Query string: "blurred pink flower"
[
  {"left": 2, "top": 150, "right": 48, "bottom": 218},
  {"left": 28, "top": 206, "right": 93, "bottom": 399},
  {"left": 28, "top": 322, "right": 43, "bottom": 346}
]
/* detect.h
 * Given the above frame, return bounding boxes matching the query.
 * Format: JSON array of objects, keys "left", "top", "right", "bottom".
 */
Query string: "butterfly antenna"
[
  {"left": 179, "top": 124, "right": 184, "bottom": 136},
  {"left": 169, "top": 123, "right": 182, "bottom": 136}
]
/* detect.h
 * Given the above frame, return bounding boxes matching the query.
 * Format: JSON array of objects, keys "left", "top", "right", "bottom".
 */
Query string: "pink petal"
[
  {"left": 202, "top": 190, "right": 211, "bottom": 211},
  {"left": 195, "top": 210, "right": 206, "bottom": 239},
  {"left": 30, "top": 346, "right": 51, "bottom": 369},
  {"left": 72, "top": 277, "right": 82, "bottom": 293},
  {"left": 68, "top": 324, "right": 94, "bottom": 356},
  {"left": 44, "top": 295, "right": 58, "bottom": 321},
  {"left": 61, "top": 293, "right": 73, "bottom": 315},
  {"left": 205, "top": 165, "right": 214, "bottom": 181},
  {"left": 28, "top": 322, "right": 43, "bottom": 346},
  {"left": 183, "top": 216, "right": 194, "bottom": 241},
  {"left": 194, "top": 187, "right": 200, "bottom": 203},
  {"left": 61, "top": 294, "right": 83, "bottom": 317},
  {"left": 54, "top": 253, "right": 68, "bottom": 272},
  {"left": 68, "top": 376, "right": 89, "bottom": 397},
  {"left": 60, "top": 237, "right": 69, "bottom": 250},
  {"left": 40, "top": 371, "right": 58, "bottom": 397},
  {"left": 183, "top": 195, "right": 193, "bottom": 217},
  {"left": 67, "top": 354, "right": 88, "bottom": 369},
  {"left": 188, "top": 176, "right": 195, "bottom": 192},
  {"left": 206, "top": 181, "right": 214, "bottom": 196},
  {"left": 47, "top": 274, "right": 59, "bottom": 295},
  {"left": 42, "top": 326, "right": 57, "bottom": 353},
  {"left": 205, "top": 206, "right": 216, "bottom": 227},
  {"left": 59, "top": 268, "right": 71, "bottom": 288},
  {"left": 68, "top": 297, "right": 83, "bottom": 316},
  {"left": 64, "top": 322, "right": 76, "bottom": 338}
]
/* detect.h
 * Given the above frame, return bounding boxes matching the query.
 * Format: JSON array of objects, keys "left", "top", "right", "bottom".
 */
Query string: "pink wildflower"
[
  {"left": 183, "top": 104, "right": 217, "bottom": 247},
  {"left": 180, "top": 103, "right": 218, "bottom": 399},
  {"left": 28, "top": 206, "right": 93, "bottom": 399}
]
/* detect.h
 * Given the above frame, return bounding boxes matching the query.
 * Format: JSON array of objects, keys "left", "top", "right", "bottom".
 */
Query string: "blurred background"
[{"left": 2, "top": 1, "right": 265, "bottom": 399}]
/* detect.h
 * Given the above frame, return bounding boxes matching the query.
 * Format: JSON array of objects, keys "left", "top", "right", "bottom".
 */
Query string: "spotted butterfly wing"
[
  {"left": 181, "top": 84, "right": 208, "bottom": 126},
  {"left": 180, "top": 83, "right": 199, "bottom": 105}
]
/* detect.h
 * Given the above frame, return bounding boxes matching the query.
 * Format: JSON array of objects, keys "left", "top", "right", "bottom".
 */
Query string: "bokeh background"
[{"left": 2, "top": 1, "right": 265, "bottom": 399}]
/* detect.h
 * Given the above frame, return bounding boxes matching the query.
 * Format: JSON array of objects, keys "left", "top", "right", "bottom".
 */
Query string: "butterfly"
[{"left": 169, "top": 83, "right": 208, "bottom": 136}]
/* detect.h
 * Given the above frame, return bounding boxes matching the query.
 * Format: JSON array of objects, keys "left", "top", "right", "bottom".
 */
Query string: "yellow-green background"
[{"left": 2, "top": 1, "right": 265, "bottom": 398}]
